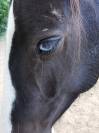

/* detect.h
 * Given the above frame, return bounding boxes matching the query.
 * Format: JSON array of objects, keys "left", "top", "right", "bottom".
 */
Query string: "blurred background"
[
  {"left": 0, "top": 0, "right": 8, "bottom": 112},
  {"left": 0, "top": 0, "right": 9, "bottom": 37}
]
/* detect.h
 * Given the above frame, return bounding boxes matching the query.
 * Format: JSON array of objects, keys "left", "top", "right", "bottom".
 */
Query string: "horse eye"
[{"left": 38, "top": 36, "right": 62, "bottom": 54}]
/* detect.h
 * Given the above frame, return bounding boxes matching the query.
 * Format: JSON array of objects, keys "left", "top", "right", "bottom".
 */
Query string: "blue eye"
[{"left": 38, "top": 36, "right": 62, "bottom": 54}]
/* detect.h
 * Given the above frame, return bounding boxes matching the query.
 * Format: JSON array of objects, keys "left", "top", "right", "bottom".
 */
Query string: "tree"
[{"left": 0, "top": 0, "right": 9, "bottom": 36}]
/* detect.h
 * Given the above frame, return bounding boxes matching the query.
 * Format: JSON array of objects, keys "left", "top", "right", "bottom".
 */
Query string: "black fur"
[{"left": 9, "top": 0, "right": 99, "bottom": 133}]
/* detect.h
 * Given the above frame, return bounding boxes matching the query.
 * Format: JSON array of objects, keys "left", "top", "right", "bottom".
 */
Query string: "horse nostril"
[
  {"left": 43, "top": 81, "right": 57, "bottom": 99},
  {"left": 46, "top": 87, "right": 56, "bottom": 98}
]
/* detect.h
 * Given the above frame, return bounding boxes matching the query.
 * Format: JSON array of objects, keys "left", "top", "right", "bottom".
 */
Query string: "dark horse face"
[{"left": 8, "top": 0, "right": 99, "bottom": 133}]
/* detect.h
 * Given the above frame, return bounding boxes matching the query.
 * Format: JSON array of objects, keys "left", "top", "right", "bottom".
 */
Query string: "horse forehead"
[
  {"left": 20, "top": 0, "right": 66, "bottom": 8},
  {"left": 14, "top": 0, "right": 67, "bottom": 34},
  {"left": 14, "top": 0, "right": 67, "bottom": 17}
]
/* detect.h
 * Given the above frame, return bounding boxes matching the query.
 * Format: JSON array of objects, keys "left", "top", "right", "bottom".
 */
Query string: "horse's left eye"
[{"left": 38, "top": 36, "right": 62, "bottom": 54}]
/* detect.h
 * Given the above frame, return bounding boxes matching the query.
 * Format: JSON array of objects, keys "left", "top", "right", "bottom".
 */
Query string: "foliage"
[{"left": 0, "top": 0, "right": 9, "bottom": 36}]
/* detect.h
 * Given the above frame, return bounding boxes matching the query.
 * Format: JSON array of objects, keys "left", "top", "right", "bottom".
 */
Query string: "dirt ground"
[
  {"left": 54, "top": 82, "right": 99, "bottom": 133},
  {"left": 0, "top": 40, "right": 99, "bottom": 133}
]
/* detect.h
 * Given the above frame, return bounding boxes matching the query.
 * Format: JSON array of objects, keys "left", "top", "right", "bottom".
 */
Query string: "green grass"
[{"left": 0, "top": 0, "right": 9, "bottom": 36}]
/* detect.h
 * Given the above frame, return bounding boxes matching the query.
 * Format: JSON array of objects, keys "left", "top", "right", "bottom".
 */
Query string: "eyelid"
[
  {"left": 44, "top": 35, "right": 62, "bottom": 41},
  {"left": 38, "top": 35, "right": 62, "bottom": 45}
]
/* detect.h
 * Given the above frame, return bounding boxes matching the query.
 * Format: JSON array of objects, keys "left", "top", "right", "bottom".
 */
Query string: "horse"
[{"left": 3, "top": 0, "right": 99, "bottom": 133}]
